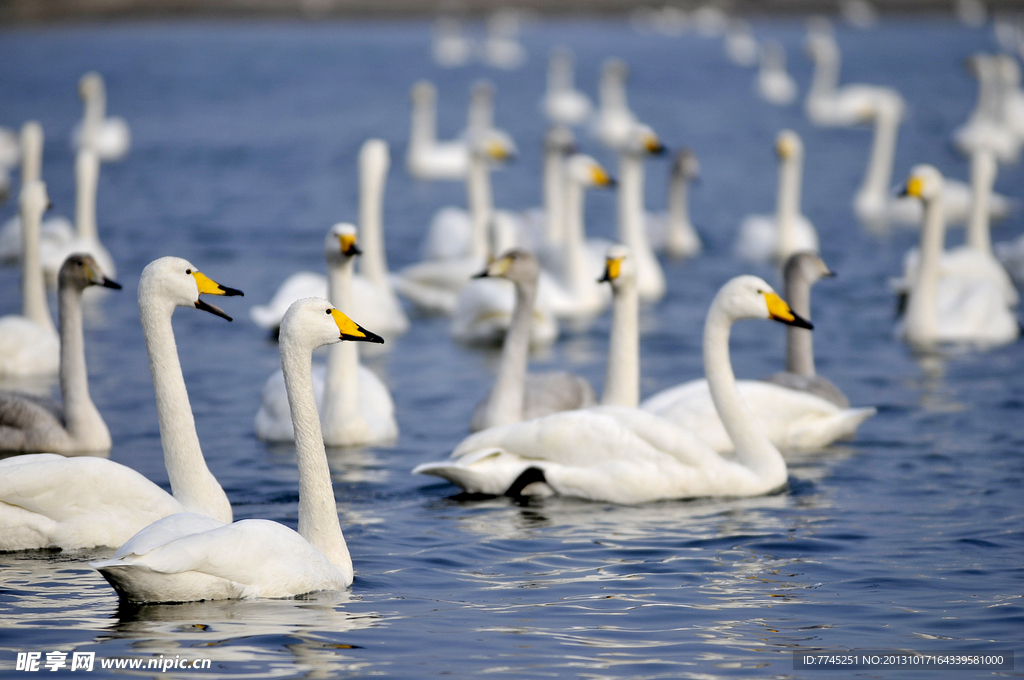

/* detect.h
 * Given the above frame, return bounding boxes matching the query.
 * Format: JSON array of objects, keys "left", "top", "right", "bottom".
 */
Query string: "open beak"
[{"left": 192, "top": 270, "right": 243, "bottom": 322}]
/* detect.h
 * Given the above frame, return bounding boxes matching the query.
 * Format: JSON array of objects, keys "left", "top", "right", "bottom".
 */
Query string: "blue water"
[{"left": 1, "top": 16, "right": 1023, "bottom": 679}]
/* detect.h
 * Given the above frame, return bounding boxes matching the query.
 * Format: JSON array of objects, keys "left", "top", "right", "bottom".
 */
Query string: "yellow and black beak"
[
  {"left": 340, "top": 233, "right": 362, "bottom": 257},
  {"left": 487, "top": 140, "right": 515, "bottom": 162},
  {"left": 763, "top": 291, "right": 813, "bottom": 330},
  {"left": 473, "top": 253, "right": 513, "bottom": 279},
  {"left": 329, "top": 308, "right": 385, "bottom": 344},
  {"left": 192, "top": 270, "right": 244, "bottom": 322},
  {"left": 899, "top": 176, "right": 923, "bottom": 198},
  {"left": 644, "top": 135, "right": 667, "bottom": 156},
  {"left": 592, "top": 165, "right": 617, "bottom": 188},
  {"left": 598, "top": 257, "right": 622, "bottom": 284},
  {"left": 83, "top": 259, "right": 122, "bottom": 290},
  {"left": 100, "top": 276, "right": 122, "bottom": 290}
]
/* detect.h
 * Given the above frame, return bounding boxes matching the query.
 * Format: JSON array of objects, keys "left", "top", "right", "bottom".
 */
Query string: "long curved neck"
[
  {"left": 858, "top": 103, "right": 900, "bottom": 207},
  {"left": 548, "top": 55, "right": 572, "bottom": 94},
  {"left": 784, "top": 273, "right": 815, "bottom": 376},
  {"left": 75, "top": 150, "right": 99, "bottom": 241},
  {"left": 323, "top": 256, "right": 364, "bottom": 434},
  {"left": 809, "top": 44, "right": 839, "bottom": 98},
  {"left": 601, "top": 279, "right": 639, "bottom": 407},
  {"left": 543, "top": 150, "right": 566, "bottom": 246},
  {"left": 358, "top": 161, "right": 390, "bottom": 288},
  {"left": 562, "top": 178, "right": 590, "bottom": 295},
  {"left": 467, "top": 154, "right": 493, "bottom": 261},
  {"left": 21, "top": 130, "right": 42, "bottom": 185},
  {"left": 138, "top": 296, "right": 232, "bottom": 523},
  {"left": 668, "top": 171, "right": 691, "bottom": 234},
  {"left": 482, "top": 276, "right": 535, "bottom": 427},
  {"left": 907, "top": 193, "right": 945, "bottom": 345},
  {"left": 704, "top": 306, "right": 786, "bottom": 480},
  {"left": 966, "top": 151, "right": 995, "bottom": 254},
  {"left": 280, "top": 333, "right": 351, "bottom": 574},
  {"left": 601, "top": 72, "right": 628, "bottom": 114},
  {"left": 775, "top": 152, "right": 801, "bottom": 260},
  {"left": 20, "top": 200, "right": 55, "bottom": 334},
  {"left": 83, "top": 89, "right": 106, "bottom": 135},
  {"left": 410, "top": 96, "right": 436, "bottom": 148},
  {"left": 617, "top": 153, "right": 651, "bottom": 259},
  {"left": 59, "top": 282, "right": 107, "bottom": 446}
]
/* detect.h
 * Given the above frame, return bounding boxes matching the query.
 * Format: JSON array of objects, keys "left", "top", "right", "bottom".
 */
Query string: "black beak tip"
[
  {"left": 195, "top": 298, "right": 233, "bottom": 322},
  {"left": 606, "top": 177, "right": 619, "bottom": 188},
  {"left": 789, "top": 313, "right": 814, "bottom": 330},
  {"left": 349, "top": 245, "right": 363, "bottom": 257},
  {"left": 347, "top": 326, "right": 385, "bottom": 345},
  {"left": 219, "top": 285, "right": 244, "bottom": 297},
  {"left": 102, "top": 278, "right": 122, "bottom": 290},
  {"left": 472, "top": 270, "right": 489, "bottom": 279}
]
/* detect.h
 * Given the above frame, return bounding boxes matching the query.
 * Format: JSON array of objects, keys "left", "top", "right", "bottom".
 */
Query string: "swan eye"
[
  {"left": 185, "top": 269, "right": 192, "bottom": 275},
  {"left": 326, "top": 309, "right": 332, "bottom": 315}
]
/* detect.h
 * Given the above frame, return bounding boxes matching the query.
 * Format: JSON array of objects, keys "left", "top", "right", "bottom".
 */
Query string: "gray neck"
[
  {"left": 601, "top": 278, "right": 639, "bottom": 407},
  {"left": 809, "top": 44, "right": 839, "bottom": 98},
  {"left": 411, "top": 95, "right": 436, "bottom": 146},
  {"left": 482, "top": 276, "right": 536, "bottom": 427},
  {"left": 59, "top": 281, "right": 109, "bottom": 448},
  {"left": 668, "top": 171, "right": 691, "bottom": 232},
  {"left": 784, "top": 271, "right": 815, "bottom": 377},
  {"left": 966, "top": 151, "right": 994, "bottom": 254}
]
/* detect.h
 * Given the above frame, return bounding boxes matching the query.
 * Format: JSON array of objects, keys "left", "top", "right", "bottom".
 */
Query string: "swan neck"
[
  {"left": 907, "top": 194, "right": 945, "bottom": 344},
  {"left": 20, "top": 197, "right": 55, "bottom": 335},
  {"left": 858, "top": 104, "right": 900, "bottom": 207},
  {"left": 410, "top": 95, "right": 436, "bottom": 146},
  {"left": 280, "top": 333, "right": 351, "bottom": 573},
  {"left": 21, "top": 130, "right": 42, "bottom": 185},
  {"left": 562, "top": 178, "right": 590, "bottom": 295},
  {"left": 481, "top": 276, "right": 535, "bottom": 427},
  {"left": 966, "top": 152, "right": 994, "bottom": 254},
  {"left": 704, "top": 305, "right": 786, "bottom": 479},
  {"left": 809, "top": 45, "right": 839, "bottom": 97},
  {"left": 542, "top": 151, "right": 565, "bottom": 245},
  {"left": 358, "top": 158, "right": 391, "bottom": 287},
  {"left": 601, "top": 278, "right": 639, "bottom": 407},
  {"left": 323, "top": 256, "right": 365, "bottom": 434},
  {"left": 467, "top": 155, "right": 492, "bottom": 260},
  {"left": 75, "top": 150, "right": 99, "bottom": 242},
  {"left": 59, "top": 281, "right": 107, "bottom": 446},
  {"left": 617, "top": 153, "right": 652, "bottom": 258},
  {"left": 775, "top": 152, "right": 801, "bottom": 260},
  {"left": 784, "top": 273, "right": 815, "bottom": 376},
  {"left": 668, "top": 172, "right": 690, "bottom": 230},
  {"left": 138, "top": 294, "right": 232, "bottom": 523}
]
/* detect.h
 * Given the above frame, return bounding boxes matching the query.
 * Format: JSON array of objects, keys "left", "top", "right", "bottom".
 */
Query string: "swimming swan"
[
  {"left": 735, "top": 130, "right": 819, "bottom": 264},
  {"left": 616, "top": 125, "right": 668, "bottom": 302},
  {"left": 470, "top": 250, "right": 595, "bottom": 432},
  {"left": 756, "top": 40, "right": 798, "bottom": 106},
  {"left": 542, "top": 48, "right": 593, "bottom": 126},
  {"left": 70, "top": 72, "right": 130, "bottom": 162},
  {"left": 91, "top": 297, "right": 383, "bottom": 602},
  {"left": 414, "top": 276, "right": 807, "bottom": 503},
  {"left": 0, "top": 257, "right": 240, "bottom": 551},
  {"left": 803, "top": 25, "right": 897, "bottom": 127},
  {"left": 646, "top": 148, "right": 703, "bottom": 259},
  {"left": 0, "top": 254, "right": 120, "bottom": 454},
  {"left": 406, "top": 80, "right": 470, "bottom": 181},
  {"left": 255, "top": 224, "right": 397, "bottom": 446}
]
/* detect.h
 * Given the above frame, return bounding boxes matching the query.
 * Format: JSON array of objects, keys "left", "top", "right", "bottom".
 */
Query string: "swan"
[
  {"left": 952, "top": 54, "right": 1020, "bottom": 163},
  {"left": 542, "top": 47, "right": 593, "bottom": 126},
  {"left": 255, "top": 224, "right": 397, "bottom": 446},
  {"left": 413, "top": 275, "right": 805, "bottom": 504},
  {"left": 516, "top": 124, "right": 577, "bottom": 251},
  {"left": 897, "top": 165, "right": 1019, "bottom": 349},
  {"left": 0, "top": 254, "right": 120, "bottom": 454},
  {"left": 0, "top": 257, "right": 240, "bottom": 551},
  {"left": 735, "top": 130, "right": 819, "bottom": 264},
  {"left": 406, "top": 80, "right": 469, "bottom": 181},
  {"left": 646, "top": 148, "right": 703, "bottom": 259},
  {"left": 70, "top": 72, "right": 130, "bottom": 162},
  {"left": 616, "top": 124, "right": 668, "bottom": 302},
  {"left": 0, "top": 122, "right": 75, "bottom": 267},
  {"left": 431, "top": 17, "right": 472, "bottom": 68},
  {"left": 756, "top": 40, "right": 798, "bottom": 106},
  {"left": 91, "top": 297, "right": 383, "bottom": 602},
  {"left": 804, "top": 25, "right": 897, "bottom": 127},
  {"left": 251, "top": 140, "right": 408, "bottom": 340},
  {"left": 761, "top": 252, "right": 851, "bottom": 408},
  {"left": 479, "top": 10, "right": 527, "bottom": 70},
  {"left": 470, "top": 250, "right": 595, "bottom": 432},
  {"left": 724, "top": 19, "right": 758, "bottom": 67},
  {"left": 0, "top": 180, "right": 59, "bottom": 379},
  {"left": 854, "top": 93, "right": 1010, "bottom": 230},
  {"left": 591, "top": 59, "right": 640, "bottom": 151}
]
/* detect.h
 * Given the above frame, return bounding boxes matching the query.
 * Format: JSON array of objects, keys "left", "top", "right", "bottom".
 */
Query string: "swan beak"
[
  {"left": 487, "top": 140, "right": 515, "bottom": 162},
  {"left": 899, "top": 176, "right": 923, "bottom": 198},
  {"left": 592, "top": 165, "right": 616, "bottom": 188},
  {"left": 330, "top": 308, "right": 385, "bottom": 344},
  {"left": 339, "top": 233, "right": 362, "bottom": 257},
  {"left": 644, "top": 135, "right": 666, "bottom": 155},
  {"left": 192, "top": 271, "right": 243, "bottom": 322},
  {"left": 474, "top": 253, "right": 513, "bottom": 279},
  {"left": 100, "top": 277, "right": 122, "bottom": 290},
  {"left": 598, "top": 257, "right": 622, "bottom": 283},
  {"left": 763, "top": 292, "right": 813, "bottom": 329}
]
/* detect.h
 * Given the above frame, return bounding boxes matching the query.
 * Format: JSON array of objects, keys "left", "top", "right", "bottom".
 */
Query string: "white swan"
[
  {"left": 479, "top": 10, "right": 527, "bottom": 70},
  {"left": 804, "top": 25, "right": 897, "bottom": 127},
  {"left": 0, "top": 122, "right": 75, "bottom": 267},
  {"left": 70, "top": 72, "right": 130, "bottom": 162},
  {"left": 616, "top": 125, "right": 668, "bottom": 302},
  {"left": 646, "top": 148, "right": 703, "bottom": 259},
  {"left": 591, "top": 59, "right": 640, "bottom": 151},
  {"left": 0, "top": 180, "right": 59, "bottom": 379},
  {"left": 406, "top": 80, "right": 469, "bottom": 181},
  {"left": 470, "top": 250, "right": 595, "bottom": 432},
  {"left": 854, "top": 93, "right": 1010, "bottom": 230},
  {"left": 516, "top": 124, "right": 577, "bottom": 251},
  {"left": 255, "top": 224, "right": 396, "bottom": 446},
  {"left": 251, "top": 140, "right": 408, "bottom": 340},
  {"left": 896, "top": 165, "right": 1019, "bottom": 349},
  {"left": 91, "top": 297, "right": 383, "bottom": 602},
  {"left": 761, "top": 252, "right": 852, "bottom": 408},
  {"left": 431, "top": 17, "right": 473, "bottom": 68},
  {"left": 735, "top": 130, "right": 819, "bottom": 264},
  {"left": 756, "top": 40, "right": 798, "bottom": 106},
  {"left": 952, "top": 54, "right": 1020, "bottom": 164},
  {"left": 0, "top": 257, "right": 239, "bottom": 551},
  {"left": 0, "top": 254, "right": 120, "bottom": 454},
  {"left": 724, "top": 19, "right": 758, "bottom": 67},
  {"left": 413, "top": 275, "right": 803, "bottom": 504},
  {"left": 542, "top": 47, "right": 593, "bottom": 126}
]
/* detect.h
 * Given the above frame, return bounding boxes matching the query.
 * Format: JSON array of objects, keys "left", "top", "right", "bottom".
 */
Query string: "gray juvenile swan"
[{"left": 0, "top": 254, "right": 121, "bottom": 454}]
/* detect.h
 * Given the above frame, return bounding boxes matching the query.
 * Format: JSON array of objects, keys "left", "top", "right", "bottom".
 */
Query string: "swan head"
[
  {"left": 899, "top": 164, "right": 944, "bottom": 201},
  {"left": 20, "top": 121, "right": 42, "bottom": 161},
  {"left": 544, "top": 125, "right": 576, "bottom": 155},
  {"left": 566, "top": 154, "right": 616, "bottom": 189},
  {"left": 78, "top": 72, "right": 105, "bottom": 102},
  {"left": 671, "top": 148, "right": 700, "bottom": 181},
  {"left": 325, "top": 223, "right": 361, "bottom": 261},
  {"left": 138, "top": 256, "right": 243, "bottom": 322},
  {"left": 996, "top": 54, "right": 1021, "bottom": 87},
  {"left": 411, "top": 80, "right": 436, "bottom": 105},
  {"left": 716, "top": 275, "right": 813, "bottom": 329},
  {"left": 783, "top": 251, "right": 834, "bottom": 289},
  {"left": 602, "top": 58, "right": 628, "bottom": 86},
  {"left": 19, "top": 179, "right": 49, "bottom": 218},
  {"left": 598, "top": 244, "right": 636, "bottom": 289},
  {"left": 473, "top": 249, "right": 539, "bottom": 287},
  {"left": 470, "top": 129, "right": 517, "bottom": 163},
  {"left": 60, "top": 253, "right": 121, "bottom": 292},
  {"left": 775, "top": 130, "right": 803, "bottom": 161},
  {"left": 624, "top": 124, "right": 666, "bottom": 156},
  {"left": 359, "top": 138, "right": 389, "bottom": 174},
  {"left": 280, "top": 297, "right": 384, "bottom": 352},
  {"left": 803, "top": 25, "right": 837, "bottom": 61}
]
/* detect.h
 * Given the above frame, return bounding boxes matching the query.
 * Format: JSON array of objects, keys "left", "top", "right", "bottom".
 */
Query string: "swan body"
[
  {"left": 92, "top": 298, "right": 382, "bottom": 602},
  {"left": 897, "top": 165, "right": 1019, "bottom": 349},
  {"left": 251, "top": 141, "right": 408, "bottom": 340},
  {"left": 735, "top": 130, "right": 819, "bottom": 264},
  {"left": 469, "top": 251, "right": 595, "bottom": 432},
  {"left": 70, "top": 72, "right": 130, "bottom": 162},
  {"left": 255, "top": 224, "right": 397, "bottom": 446},
  {"left": 542, "top": 48, "right": 592, "bottom": 125},
  {"left": 0, "top": 255, "right": 120, "bottom": 454},
  {"left": 804, "top": 28, "right": 896, "bottom": 127},
  {"left": 756, "top": 41, "right": 798, "bottom": 106},
  {"left": 646, "top": 149, "right": 702, "bottom": 259},
  {"left": 406, "top": 80, "right": 469, "bottom": 181},
  {"left": 0, "top": 257, "right": 240, "bottom": 551},
  {"left": 0, "top": 180, "right": 59, "bottom": 378},
  {"left": 415, "top": 276, "right": 806, "bottom": 503}
]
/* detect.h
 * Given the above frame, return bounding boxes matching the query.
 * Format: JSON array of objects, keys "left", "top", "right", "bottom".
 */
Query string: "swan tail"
[
  {"left": 788, "top": 407, "right": 876, "bottom": 451},
  {"left": 413, "top": 449, "right": 536, "bottom": 496}
]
